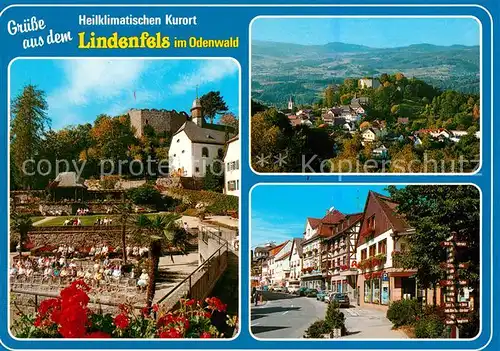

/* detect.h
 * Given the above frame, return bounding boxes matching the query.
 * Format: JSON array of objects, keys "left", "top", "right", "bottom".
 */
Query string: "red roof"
[
  {"left": 269, "top": 241, "right": 288, "bottom": 257},
  {"left": 321, "top": 209, "right": 345, "bottom": 225},
  {"left": 307, "top": 217, "right": 322, "bottom": 229}
]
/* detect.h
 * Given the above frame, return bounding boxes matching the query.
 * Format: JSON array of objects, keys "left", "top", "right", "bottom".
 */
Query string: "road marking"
[
  {"left": 282, "top": 311, "right": 289, "bottom": 315},
  {"left": 251, "top": 322, "right": 260, "bottom": 326}
]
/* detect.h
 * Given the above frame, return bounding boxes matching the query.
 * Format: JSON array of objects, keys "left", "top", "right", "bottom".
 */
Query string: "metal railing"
[{"left": 156, "top": 230, "right": 229, "bottom": 313}]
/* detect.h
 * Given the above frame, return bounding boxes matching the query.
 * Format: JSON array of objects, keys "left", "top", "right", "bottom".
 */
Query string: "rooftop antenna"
[{"left": 196, "top": 84, "right": 199, "bottom": 99}]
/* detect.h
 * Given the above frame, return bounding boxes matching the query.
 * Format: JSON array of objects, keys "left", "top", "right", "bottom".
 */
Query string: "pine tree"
[{"left": 10, "top": 85, "right": 50, "bottom": 189}]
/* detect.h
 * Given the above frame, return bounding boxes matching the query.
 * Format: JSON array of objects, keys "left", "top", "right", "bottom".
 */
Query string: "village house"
[
  {"left": 301, "top": 209, "right": 345, "bottom": 289},
  {"left": 288, "top": 238, "right": 304, "bottom": 288},
  {"left": 273, "top": 241, "right": 293, "bottom": 288},
  {"left": 361, "top": 127, "right": 386, "bottom": 144},
  {"left": 168, "top": 96, "right": 235, "bottom": 178},
  {"left": 224, "top": 135, "right": 240, "bottom": 197},
  {"left": 417, "top": 128, "right": 452, "bottom": 141},
  {"left": 355, "top": 191, "right": 419, "bottom": 311},
  {"left": 320, "top": 213, "right": 363, "bottom": 300},
  {"left": 264, "top": 241, "right": 289, "bottom": 287},
  {"left": 372, "top": 145, "right": 388, "bottom": 158}
]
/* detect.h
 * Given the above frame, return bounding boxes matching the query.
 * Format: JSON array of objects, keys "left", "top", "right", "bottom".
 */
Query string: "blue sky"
[
  {"left": 251, "top": 185, "right": 400, "bottom": 248},
  {"left": 252, "top": 18, "right": 480, "bottom": 48},
  {"left": 9, "top": 59, "right": 239, "bottom": 130}
]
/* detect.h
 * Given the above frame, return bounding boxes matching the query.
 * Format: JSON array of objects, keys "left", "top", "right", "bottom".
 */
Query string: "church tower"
[
  {"left": 288, "top": 96, "right": 294, "bottom": 110},
  {"left": 191, "top": 88, "right": 203, "bottom": 127}
]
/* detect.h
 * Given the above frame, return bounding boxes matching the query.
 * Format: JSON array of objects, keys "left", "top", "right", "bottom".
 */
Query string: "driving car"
[{"left": 328, "top": 293, "right": 350, "bottom": 308}]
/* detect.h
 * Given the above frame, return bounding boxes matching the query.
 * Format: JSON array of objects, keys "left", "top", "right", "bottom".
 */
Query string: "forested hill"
[{"left": 252, "top": 41, "right": 480, "bottom": 107}]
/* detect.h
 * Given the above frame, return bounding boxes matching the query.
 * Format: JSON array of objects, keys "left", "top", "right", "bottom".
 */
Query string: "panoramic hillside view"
[
  {"left": 9, "top": 59, "right": 240, "bottom": 339},
  {"left": 251, "top": 18, "right": 481, "bottom": 173}
]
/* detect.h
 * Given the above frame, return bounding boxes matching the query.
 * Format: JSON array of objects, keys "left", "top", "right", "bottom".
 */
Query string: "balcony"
[{"left": 360, "top": 222, "right": 375, "bottom": 240}]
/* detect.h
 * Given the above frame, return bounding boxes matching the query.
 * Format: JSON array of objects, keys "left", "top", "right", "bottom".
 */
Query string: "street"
[{"left": 251, "top": 294, "right": 408, "bottom": 339}]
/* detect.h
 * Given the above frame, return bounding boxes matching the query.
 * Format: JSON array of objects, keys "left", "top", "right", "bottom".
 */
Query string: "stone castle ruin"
[{"left": 128, "top": 108, "right": 188, "bottom": 138}]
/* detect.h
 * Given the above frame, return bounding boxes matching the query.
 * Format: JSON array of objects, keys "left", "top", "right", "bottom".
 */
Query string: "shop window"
[
  {"left": 372, "top": 279, "right": 381, "bottom": 304},
  {"left": 364, "top": 280, "right": 372, "bottom": 303}
]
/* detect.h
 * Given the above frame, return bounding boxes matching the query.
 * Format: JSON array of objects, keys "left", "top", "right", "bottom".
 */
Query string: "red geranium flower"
[
  {"left": 159, "top": 327, "right": 183, "bottom": 338},
  {"left": 114, "top": 313, "right": 130, "bottom": 329},
  {"left": 152, "top": 304, "right": 159, "bottom": 312},
  {"left": 185, "top": 299, "right": 196, "bottom": 307},
  {"left": 141, "top": 307, "right": 150, "bottom": 317},
  {"left": 200, "top": 331, "right": 212, "bottom": 338}
]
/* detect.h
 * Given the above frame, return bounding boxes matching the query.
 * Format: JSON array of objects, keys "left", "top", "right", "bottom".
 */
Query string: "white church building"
[{"left": 168, "top": 97, "right": 230, "bottom": 178}]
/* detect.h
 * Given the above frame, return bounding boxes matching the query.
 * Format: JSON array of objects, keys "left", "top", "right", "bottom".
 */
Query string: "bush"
[
  {"left": 304, "top": 320, "right": 329, "bottom": 338},
  {"left": 166, "top": 188, "right": 238, "bottom": 215},
  {"left": 126, "top": 184, "right": 161, "bottom": 206},
  {"left": 414, "top": 315, "right": 446, "bottom": 338},
  {"left": 325, "top": 302, "right": 346, "bottom": 335},
  {"left": 387, "top": 299, "right": 422, "bottom": 328}
]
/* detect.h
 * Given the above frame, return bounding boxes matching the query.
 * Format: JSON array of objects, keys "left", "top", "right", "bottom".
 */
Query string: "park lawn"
[
  {"left": 29, "top": 216, "right": 46, "bottom": 223},
  {"left": 34, "top": 212, "right": 174, "bottom": 227},
  {"left": 36, "top": 215, "right": 115, "bottom": 227}
]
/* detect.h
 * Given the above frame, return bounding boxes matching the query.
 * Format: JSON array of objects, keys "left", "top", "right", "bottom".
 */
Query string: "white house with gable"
[
  {"left": 224, "top": 135, "right": 240, "bottom": 196},
  {"left": 169, "top": 96, "right": 233, "bottom": 178}
]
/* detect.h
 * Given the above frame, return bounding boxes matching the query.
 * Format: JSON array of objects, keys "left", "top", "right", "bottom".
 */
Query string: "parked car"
[
  {"left": 273, "top": 286, "right": 285, "bottom": 292},
  {"left": 287, "top": 284, "right": 300, "bottom": 294},
  {"left": 329, "top": 293, "right": 350, "bottom": 308},
  {"left": 306, "top": 288, "right": 318, "bottom": 297},
  {"left": 298, "top": 287, "right": 308, "bottom": 296},
  {"left": 316, "top": 290, "right": 329, "bottom": 301}
]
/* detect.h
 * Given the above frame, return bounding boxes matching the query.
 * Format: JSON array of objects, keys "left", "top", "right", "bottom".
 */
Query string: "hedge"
[{"left": 165, "top": 188, "right": 238, "bottom": 215}]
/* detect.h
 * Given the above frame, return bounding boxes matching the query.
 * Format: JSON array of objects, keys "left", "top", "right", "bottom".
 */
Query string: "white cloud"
[
  {"left": 170, "top": 59, "right": 238, "bottom": 95},
  {"left": 48, "top": 59, "right": 148, "bottom": 108}
]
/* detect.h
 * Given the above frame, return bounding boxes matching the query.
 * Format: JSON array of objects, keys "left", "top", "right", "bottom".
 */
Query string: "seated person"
[
  {"left": 112, "top": 266, "right": 122, "bottom": 279},
  {"left": 84, "top": 269, "right": 93, "bottom": 280},
  {"left": 9, "top": 264, "right": 17, "bottom": 277},
  {"left": 137, "top": 269, "right": 149, "bottom": 289}
]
